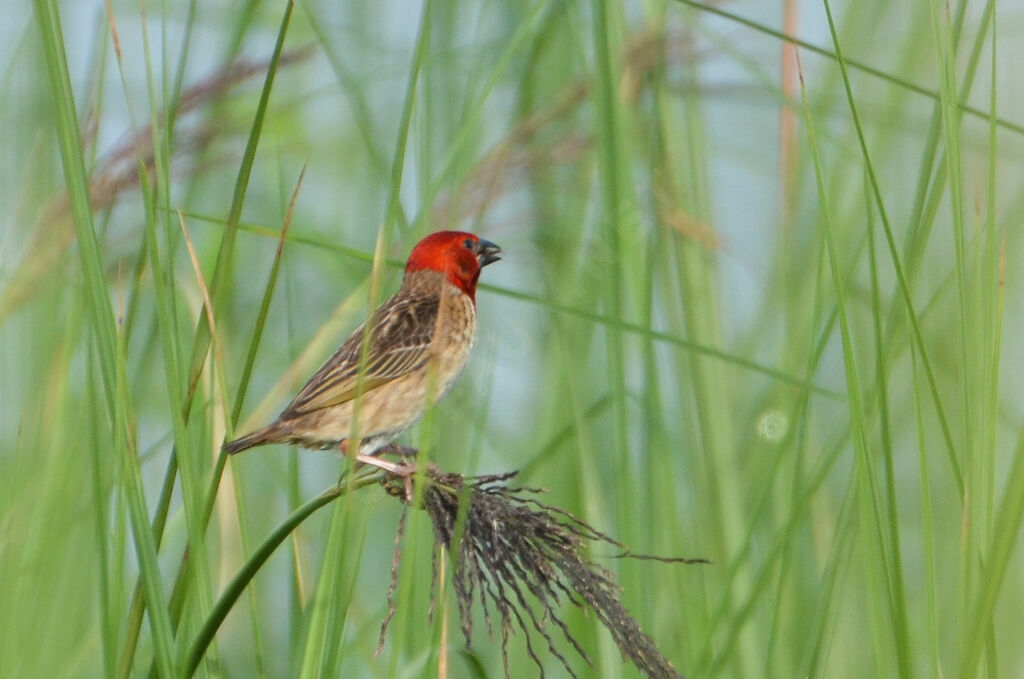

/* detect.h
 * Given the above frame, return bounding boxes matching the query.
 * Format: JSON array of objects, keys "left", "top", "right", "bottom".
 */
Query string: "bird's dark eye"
[{"left": 463, "top": 238, "right": 475, "bottom": 250}]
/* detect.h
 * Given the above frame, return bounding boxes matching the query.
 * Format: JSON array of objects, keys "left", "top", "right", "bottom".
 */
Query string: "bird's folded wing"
[{"left": 281, "top": 294, "right": 439, "bottom": 416}]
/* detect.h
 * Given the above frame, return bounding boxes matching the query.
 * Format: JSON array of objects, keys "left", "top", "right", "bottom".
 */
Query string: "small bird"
[{"left": 223, "top": 231, "right": 501, "bottom": 473}]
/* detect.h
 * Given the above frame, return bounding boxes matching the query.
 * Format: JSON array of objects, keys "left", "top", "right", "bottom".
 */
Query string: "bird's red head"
[{"left": 404, "top": 231, "right": 502, "bottom": 302}]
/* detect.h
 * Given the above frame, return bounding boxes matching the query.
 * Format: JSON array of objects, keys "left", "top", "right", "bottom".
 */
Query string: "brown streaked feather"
[{"left": 279, "top": 288, "right": 440, "bottom": 417}]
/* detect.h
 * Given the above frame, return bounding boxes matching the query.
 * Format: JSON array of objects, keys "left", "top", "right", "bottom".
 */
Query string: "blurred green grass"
[{"left": 3, "top": 0, "right": 1024, "bottom": 677}]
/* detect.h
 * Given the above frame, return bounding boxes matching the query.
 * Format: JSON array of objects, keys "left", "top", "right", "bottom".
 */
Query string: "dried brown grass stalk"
[{"left": 1, "top": 47, "right": 313, "bottom": 323}]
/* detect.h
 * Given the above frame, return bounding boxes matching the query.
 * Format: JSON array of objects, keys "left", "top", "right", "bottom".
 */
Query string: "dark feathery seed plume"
[{"left": 375, "top": 462, "right": 706, "bottom": 679}]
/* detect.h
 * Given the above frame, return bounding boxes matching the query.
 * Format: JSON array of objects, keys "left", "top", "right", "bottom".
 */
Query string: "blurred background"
[{"left": 2, "top": 0, "right": 1023, "bottom": 677}]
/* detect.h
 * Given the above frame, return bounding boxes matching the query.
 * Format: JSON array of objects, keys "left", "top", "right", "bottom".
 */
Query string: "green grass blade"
[
  {"left": 867, "top": 192, "right": 913, "bottom": 678},
  {"left": 821, "top": 0, "right": 961, "bottom": 495},
  {"left": 185, "top": 0, "right": 295, "bottom": 398},
  {"left": 120, "top": 2, "right": 298, "bottom": 673},
  {"left": 31, "top": 0, "right": 178, "bottom": 675},
  {"left": 671, "top": 0, "right": 1023, "bottom": 137},
  {"left": 230, "top": 163, "right": 307, "bottom": 428},
  {"left": 960, "top": 428, "right": 1024, "bottom": 677},
  {"left": 798, "top": 45, "right": 902, "bottom": 676},
  {"left": 910, "top": 344, "right": 941, "bottom": 676},
  {"left": 298, "top": 0, "right": 432, "bottom": 674},
  {"left": 187, "top": 474, "right": 379, "bottom": 675}
]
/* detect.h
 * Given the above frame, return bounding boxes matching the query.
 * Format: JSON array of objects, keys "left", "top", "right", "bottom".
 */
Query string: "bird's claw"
[{"left": 355, "top": 453, "right": 416, "bottom": 502}]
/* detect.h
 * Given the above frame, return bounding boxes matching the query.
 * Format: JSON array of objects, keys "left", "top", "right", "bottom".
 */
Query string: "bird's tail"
[{"left": 222, "top": 424, "right": 278, "bottom": 455}]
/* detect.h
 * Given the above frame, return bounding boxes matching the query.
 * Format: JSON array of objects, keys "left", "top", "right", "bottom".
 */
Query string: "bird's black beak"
[{"left": 475, "top": 239, "right": 502, "bottom": 267}]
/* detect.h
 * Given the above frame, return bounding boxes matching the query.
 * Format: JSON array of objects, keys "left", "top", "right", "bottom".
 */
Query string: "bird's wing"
[{"left": 280, "top": 292, "right": 439, "bottom": 416}]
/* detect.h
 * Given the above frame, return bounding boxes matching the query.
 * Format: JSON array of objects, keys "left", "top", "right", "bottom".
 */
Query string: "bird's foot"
[{"left": 355, "top": 453, "right": 417, "bottom": 502}]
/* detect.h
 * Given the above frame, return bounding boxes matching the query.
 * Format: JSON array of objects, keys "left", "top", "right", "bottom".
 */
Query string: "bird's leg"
[
  {"left": 378, "top": 445, "right": 420, "bottom": 500},
  {"left": 354, "top": 453, "right": 411, "bottom": 475},
  {"left": 355, "top": 453, "right": 416, "bottom": 502},
  {"left": 345, "top": 442, "right": 419, "bottom": 501},
  {"left": 337, "top": 440, "right": 399, "bottom": 486}
]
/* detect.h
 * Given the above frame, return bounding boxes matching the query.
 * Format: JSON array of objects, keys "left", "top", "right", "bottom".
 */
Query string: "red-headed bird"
[{"left": 223, "top": 231, "right": 501, "bottom": 468}]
